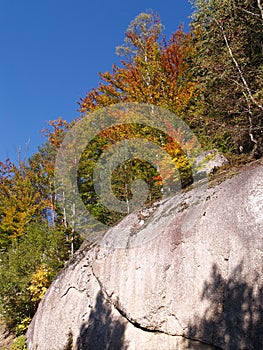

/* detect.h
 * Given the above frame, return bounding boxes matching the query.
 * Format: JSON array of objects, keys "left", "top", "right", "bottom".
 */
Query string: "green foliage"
[
  {"left": 0, "top": 223, "right": 71, "bottom": 333},
  {"left": 77, "top": 125, "right": 162, "bottom": 226},
  {"left": 189, "top": 0, "right": 263, "bottom": 156},
  {"left": 10, "top": 335, "right": 27, "bottom": 350},
  {"left": 77, "top": 122, "right": 195, "bottom": 227},
  {"left": 0, "top": 6, "right": 262, "bottom": 341}
]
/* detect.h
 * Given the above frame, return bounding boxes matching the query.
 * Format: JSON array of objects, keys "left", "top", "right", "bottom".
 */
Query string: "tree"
[
  {"left": 79, "top": 12, "right": 197, "bottom": 115},
  {"left": 33, "top": 120, "right": 82, "bottom": 255},
  {"left": 0, "top": 223, "right": 71, "bottom": 333},
  {"left": 74, "top": 12, "right": 199, "bottom": 227},
  {"left": 0, "top": 160, "right": 45, "bottom": 249},
  {"left": 189, "top": 0, "right": 263, "bottom": 156},
  {"left": 77, "top": 124, "right": 164, "bottom": 227}
]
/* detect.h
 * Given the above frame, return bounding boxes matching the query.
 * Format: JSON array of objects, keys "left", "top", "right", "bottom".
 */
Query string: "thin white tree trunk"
[
  {"left": 257, "top": 0, "right": 263, "bottom": 21},
  {"left": 214, "top": 18, "right": 263, "bottom": 149},
  {"left": 215, "top": 18, "right": 263, "bottom": 111}
]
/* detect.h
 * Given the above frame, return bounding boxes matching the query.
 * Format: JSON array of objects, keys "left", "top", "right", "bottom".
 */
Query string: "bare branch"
[
  {"left": 214, "top": 18, "right": 263, "bottom": 112},
  {"left": 257, "top": 0, "right": 263, "bottom": 21},
  {"left": 238, "top": 7, "right": 260, "bottom": 18}
]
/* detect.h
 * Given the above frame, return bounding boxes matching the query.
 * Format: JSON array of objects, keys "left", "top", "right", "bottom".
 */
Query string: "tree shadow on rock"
[
  {"left": 185, "top": 262, "right": 263, "bottom": 349},
  {"left": 77, "top": 290, "right": 128, "bottom": 350}
]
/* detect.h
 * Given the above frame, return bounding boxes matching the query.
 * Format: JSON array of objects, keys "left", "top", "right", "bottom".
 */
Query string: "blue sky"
[{"left": 0, "top": 0, "right": 192, "bottom": 162}]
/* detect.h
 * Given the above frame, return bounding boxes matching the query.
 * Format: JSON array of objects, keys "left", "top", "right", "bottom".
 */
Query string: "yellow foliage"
[
  {"left": 28, "top": 265, "right": 51, "bottom": 303},
  {"left": 16, "top": 317, "right": 31, "bottom": 334}
]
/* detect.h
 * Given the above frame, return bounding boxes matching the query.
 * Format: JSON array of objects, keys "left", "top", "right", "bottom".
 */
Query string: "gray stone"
[
  {"left": 27, "top": 161, "right": 263, "bottom": 349},
  {"left": 194, "top": 149, "right": 229, "bottom": 178}
]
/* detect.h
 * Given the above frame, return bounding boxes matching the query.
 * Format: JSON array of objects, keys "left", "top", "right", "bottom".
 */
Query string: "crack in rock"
[
  {"left": 91, "top": 264, "right": 220, "bottom": 348},
  {"left": 60, "top": 286, "right": 86, "bottom": 299}
]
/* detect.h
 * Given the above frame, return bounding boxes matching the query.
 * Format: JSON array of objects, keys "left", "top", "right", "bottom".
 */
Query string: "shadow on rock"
[
  {"left": 185, "top": 262, "right": 263, "bottom": 349},
  {"left": 77, "top": 290, "right": 128, "bottom": 350}
]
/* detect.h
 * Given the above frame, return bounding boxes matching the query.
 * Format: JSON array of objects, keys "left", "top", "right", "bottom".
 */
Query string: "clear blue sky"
[{"left": 0, "top": 0, "right": 192, "bottom": 162}]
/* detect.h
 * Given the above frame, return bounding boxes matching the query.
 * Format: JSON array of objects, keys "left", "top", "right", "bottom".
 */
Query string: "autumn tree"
[
  {"left": 0, "top": 223, "right": 71, "bottom": 333},
  {"left": 0, "top": 10, "right": 201, "bottom": 336},
  {"left": 0, "top": 159, "right": 45, "bottom": 249},
  {"left": 77, "top": 124, "right": 166, "bottom": 227},
  {"left": 0, "top": 122, "right": 82, "bottom": 334},
  {"left": 74, "top": 12, "right": 199, "bottom": 226},
  {"left": 35, "top": 118, "right": 83, "bottom": 255},
  {"left": 79, "top": 12, "right": 197, "bottom": 116}
]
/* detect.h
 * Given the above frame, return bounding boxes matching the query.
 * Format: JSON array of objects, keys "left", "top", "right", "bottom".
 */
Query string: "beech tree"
[
  {"left": 76, "top": 12, "right": 198, "bottom": 226},
  {"left": 79, "top": 12, "right": 197, "bottom": 115}
]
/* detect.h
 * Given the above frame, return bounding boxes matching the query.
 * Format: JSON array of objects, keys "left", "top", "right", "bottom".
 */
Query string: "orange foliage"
[{"left": 79, "top": 23, "right": 197, "bottom": 117}]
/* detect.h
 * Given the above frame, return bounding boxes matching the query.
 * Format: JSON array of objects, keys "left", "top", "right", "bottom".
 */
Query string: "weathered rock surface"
[
  {"left": 27, "top": 161, "right": 263, "bottom": 349},
  {"left": 0, "top": 321, "right": 15, "bottom": 349},
  {"left": 194, "top": 149, "right": 229, "bottom": 178}
]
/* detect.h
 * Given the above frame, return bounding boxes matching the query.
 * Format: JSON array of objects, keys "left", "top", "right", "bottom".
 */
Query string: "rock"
[
  {"left": 27, "top": 162, "right": 263, "bottom": 350},
  {"left": 194, "top": 149, "right": 229, "bottom": 178},
  {"left": 0, "top": 321, "right": 15, "bottom": 349}
]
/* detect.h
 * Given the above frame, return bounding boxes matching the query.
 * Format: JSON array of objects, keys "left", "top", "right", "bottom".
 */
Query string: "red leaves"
[{"left": 79, "top": 19, "right": 197, "bottom": 117}]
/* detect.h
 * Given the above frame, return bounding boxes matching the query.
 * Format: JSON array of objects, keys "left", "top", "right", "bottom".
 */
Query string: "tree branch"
[
  {"left": 257, "top": 0, "right": 263, "bottom": 21},
  {"left": 238, "top": 7, "right": 260, "bottom": 18},
  {"left": 214, "top": 18, "right": 263, "bottom": 112}
]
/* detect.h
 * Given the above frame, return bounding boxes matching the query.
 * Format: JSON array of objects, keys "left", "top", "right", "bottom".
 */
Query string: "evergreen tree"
[{"left": 189, "top": 0, "right": 263, "bottom": 156}]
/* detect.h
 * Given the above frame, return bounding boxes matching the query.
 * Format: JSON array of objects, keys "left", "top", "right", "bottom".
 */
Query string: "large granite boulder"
[{"left": 27, "top": 161, "right": 263, "bottom": 349}]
